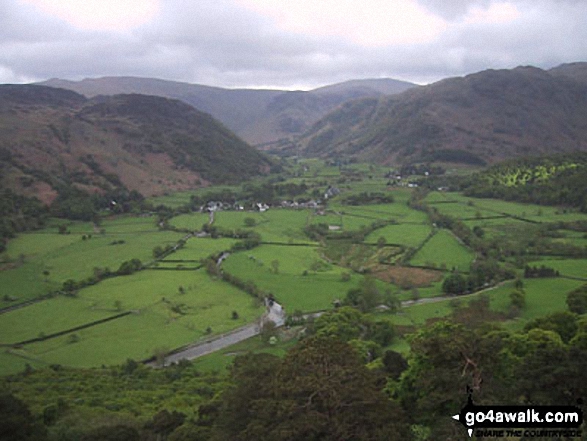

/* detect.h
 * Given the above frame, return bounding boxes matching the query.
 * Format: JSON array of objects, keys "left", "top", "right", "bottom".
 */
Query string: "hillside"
[
  {"left": 0, "top": 85, "right": 272, "bottom": 204},
  {"left": 459, "top": 152, "right": 587, "bottom": 211},
  {"left": 296, "top": 64, "right": 587, "bottom": 165},
  {"left": 39, "top": 77, "right": 416, "bottom": 145}
]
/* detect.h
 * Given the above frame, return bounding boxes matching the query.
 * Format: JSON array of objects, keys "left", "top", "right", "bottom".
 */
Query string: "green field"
[
  {"left": 365, "top": 223, "right": 432, "bottom": 247},
  {"left": 164, "top": 237, "right": 237, "bottom": 261},
  {"left": 525, "top": 258, "right": 587, "bottom": 279},
  {"left": 223, "top": 244, "right": 357, "bottom": 312},
  {"left": 428, "top": 202, "right": 496, "bottom": 219},
  {"left": 213, "top": 209, "right": 314, "bottom": 244},
  {"left": 0, "top": 270, "right": 263, "bottom": 372},
  {"left": 410, "top": 229, "right": 475, "bottom": 271},
  {"left": 1, "top": 218, "right": 185, "bottom": 303},
  {"left": 168, "top": 212, "right": 211, "bottom": 230},
  {"left": 2, "top": 160, "right": 586, "bottom": 377}
]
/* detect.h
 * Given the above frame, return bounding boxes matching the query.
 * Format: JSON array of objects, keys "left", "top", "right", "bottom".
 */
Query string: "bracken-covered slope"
[
  {"left": 296, "top": 64, "right": 587, "bottom": 165},
  {"left": 39, "top": 77, "right": 416, "bottom": 146},
  {"left": 0, "top": 85, "right": 273, "bottom": 204}
]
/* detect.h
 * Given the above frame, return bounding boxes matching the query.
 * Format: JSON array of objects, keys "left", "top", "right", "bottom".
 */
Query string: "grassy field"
[
  {"left": 0, "top": 296, "right": 114, "bottom": 345},
  {"left": 163, "top": 237, "right": 237, "bottom": 261},
  {"left": 223, "top": 244, "right": 358, "bottom": 312},
  {"left": 427, "top": 200, "right": 495, "bottom": 219},
  {"left": 191, "top": 334, "right": 299, "bottom": 373},
  {"left": 525, "top": 258, "right": 587, "bottom": 279},
  {"left": 410, "top": 230, "right": 475, "bottom": 271},
  {"left": 3, "top": 161, "right": 585, "bottom": 376},
  {"left": 0, "top": 270, "right": 263, "bottom": 373},
  {"left": 443, "top": 193, "right": 587, "bottom": 222},
  {"left": 213, "top": 209, "right": 314, "bottom": 244},
  {"left": 365, "top": 223, "right": 432, "bottom": 247},
  {"left": 168, "top": 212, "right": 211, "bottom": 230},
  {"left": 0, "top": 218, "right": 185, "bottom": 304}
]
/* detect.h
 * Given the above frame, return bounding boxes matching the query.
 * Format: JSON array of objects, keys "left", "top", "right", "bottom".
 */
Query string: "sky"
[{"left": 1, "top": 0, "right": 586, "bottom": 90}]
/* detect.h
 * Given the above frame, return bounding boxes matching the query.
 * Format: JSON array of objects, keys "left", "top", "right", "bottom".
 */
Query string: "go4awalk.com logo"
[{"left": 452, "top": 394, "right": 583, "bottom": 438}]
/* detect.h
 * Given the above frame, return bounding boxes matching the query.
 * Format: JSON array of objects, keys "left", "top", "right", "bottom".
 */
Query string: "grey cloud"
[
  {"left": 417, "top": 0, "right": 492, "bottom": 19},
  {"left": 0, "top": 0, "right": 585, "bottom": 88}
]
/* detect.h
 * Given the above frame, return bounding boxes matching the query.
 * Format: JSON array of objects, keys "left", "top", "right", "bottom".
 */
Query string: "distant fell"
[
  {"left": 0, "top": 85, "right": 272, "bottom": 204},
  {"left": 295, "top": 63, "right": 587, "bottom": 165},
  {"left": 39, "top": 76, "right": 417, "bottom": 145}
]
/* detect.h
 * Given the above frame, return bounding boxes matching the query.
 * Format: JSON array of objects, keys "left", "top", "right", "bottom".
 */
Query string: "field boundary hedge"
[{"left": 5, "top": 311, "right": 132, "bottom": 347}]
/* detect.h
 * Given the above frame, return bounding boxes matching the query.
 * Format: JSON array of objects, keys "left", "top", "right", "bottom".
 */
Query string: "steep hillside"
[
  {"left": 549, "top": 62, "right": 587, "bottom": 85},
  {"left": 297, "top": 64, "right": 587, "bottom": 165},
  {"left": 0, "top": 85, "right": 272, "bottom": 204},
  {"left": 39, "top": 77, "right": 416, "bottom": 145},
  {"left": 459, "top": 152, "right": 587, "bottom": 211}
]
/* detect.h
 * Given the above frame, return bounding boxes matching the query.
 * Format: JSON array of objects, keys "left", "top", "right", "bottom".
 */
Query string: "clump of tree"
[
  {"left": 459, "top": 152, "right": 587, "bottom": 212},
  {"left": 152, "top": 244, "right": 174, "bottom": 259},
  {"left": 214, "top": 336, "right": 410, "bottom": 441},
  {"left": 567, "top": 284, "right": 587, "bottom": 314},
  {"left": 524, "top": 264, "right": 560, "bottom": 278},
  {"left": 0, "top": 189, "right": 47, "bottom": 253},
  {"left": 342, "top": 191, "right": 394, "bottom": 206},
  {"left": 116, "top": 258, "right": 142, "bottom": 276}
]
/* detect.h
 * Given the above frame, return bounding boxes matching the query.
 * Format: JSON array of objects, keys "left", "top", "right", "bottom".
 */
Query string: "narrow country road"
[
  {"left": 154, "top": 301, "right": 285, "bottom": 367},
  {"left": 151, "top": 283, "right": 506, "bottom": 367}
]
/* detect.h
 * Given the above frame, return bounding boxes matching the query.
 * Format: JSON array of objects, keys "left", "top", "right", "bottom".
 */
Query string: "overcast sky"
[{"left": 1, "top": 0, "right": 586, "bottom": 89}]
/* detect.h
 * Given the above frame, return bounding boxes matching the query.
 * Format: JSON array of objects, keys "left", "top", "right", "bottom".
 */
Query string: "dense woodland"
[{"left": 458, "top": 153, "right": 587, "bottom": 211}]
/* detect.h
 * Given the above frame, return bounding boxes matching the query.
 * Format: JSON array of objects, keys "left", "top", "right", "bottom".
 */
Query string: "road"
[
  {"left": 152, "top": 283, "right": 506, "bottom": 367},
  {"left": 154, "top": 301, "right": 285, "bottom": 367}
]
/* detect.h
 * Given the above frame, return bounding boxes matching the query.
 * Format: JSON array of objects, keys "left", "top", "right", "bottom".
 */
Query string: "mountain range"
[
  {"left": 4, "top": 62, "right": 587, "bottom": 205},
  {"left": 40, "top": 77, "right": 416, "bottom": 146},
  {"left": 0, "top": 85, "right": 272, "bottom": 203},
  {"left": 294, "top": 63, "right": 587, "bottom": 165}
]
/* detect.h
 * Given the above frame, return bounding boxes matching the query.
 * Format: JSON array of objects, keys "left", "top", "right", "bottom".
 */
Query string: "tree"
[
  {"left": 80, "top": 425, "right": 140, "bottom": 441},
  {"left": 116, "top": 259, "right": 142, "bottom": 276},
  {"left": 145, "top": 410, "right": 185, "bottom": 439},
  {"left": 0, "top": 392, "right": 47, "bottom": 441},
  {"left": 215, "top": 336, "right": 410, "bottom": 441},
  {"left": 510, "top": 289, "right": 526, "bottom": 310},
  {"left": 524, "top": 311, "right": 579, "bottom": 344},
  {"left": 441, "top": 273, "right": 468, "bottom": 295},
  {"left": 567, "top": 285, "right": 587, "bottom": 314},
  {"left": 312, "top": 306, "right": 366, "bottom": 342},
  {"left": 270, "top": 259, "right": 279, "bottom": 274},
  {"left": 345, "top": 276, "right": 382, "bottom": 312},
  {"left": 244, "top": 217, "right": 256, "bottom": 227},
  {"left": 377, "top": 236, "right": 387, "bottom": 248},
  {"left": 260, "top": 320, "right": 278, "bottom": 343}
]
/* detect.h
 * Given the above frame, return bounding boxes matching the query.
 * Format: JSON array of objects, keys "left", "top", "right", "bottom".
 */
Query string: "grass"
[
  {"left": 223, "top": 245, "right": 358, "bottom": 312},
  {"left": 526, "top": 259, "right": 587, "bottom": 279},
  {"left": 191, "top": 334, "right": 299, "bottom": 372},
  {"left": 164, "top": 237, "right": 237, "bottom": 261},
  {"left": 214, "top": 209, "right": 314, "bottom": 244},
  {"left": 428, "top": 203, "right": 496, "bottom": 220},
  {"left": 0, "top": 350, "right": 48, "bottom": 375},
  {"left": 0, "top": 220, "right": 185, "bottom": 304},
  {"left": 0, "top": 296, "right": 114, "bottom": 345},
  {"left": 365, "top": 223, "right": 432, "bottom": 247},
  {"left": 3, "top": 270, "right": 263, "bottom": 372},
  {"left": 168, "top": 213, "right": 211, "bottom": 230},
  {"left": 410, "top": 230, "right": 475, "bottom": 271},
  {"left": 448, "top": 194, "right": 587, "bottom": 222}
]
